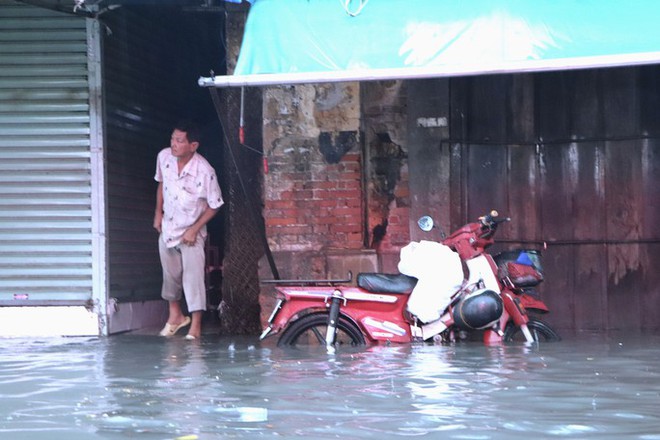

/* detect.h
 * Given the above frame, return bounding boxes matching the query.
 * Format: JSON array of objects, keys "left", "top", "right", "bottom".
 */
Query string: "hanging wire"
[
  {"left": 339, "top": 0, "right": 369, "bottom": 16},
  {"left": 236, "top": 86, "right": 268, "bottom": 173},
  {"left": 239, "top": 86, "right": 245, "bottom": 144},
  {"left": 236, "top": 141, "right": 263, "bottom": 156}
]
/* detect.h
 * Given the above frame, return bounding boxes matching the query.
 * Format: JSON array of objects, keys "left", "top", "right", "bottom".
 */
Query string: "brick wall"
[
  {"left": 262, "top": 83, "right": 363, "bottom": 256},
  {"left": 264, "top": 151, "right": 364, "bottom": 252},
  {"left": 260, "top": 81, "right": 411, "bottom": 280}
]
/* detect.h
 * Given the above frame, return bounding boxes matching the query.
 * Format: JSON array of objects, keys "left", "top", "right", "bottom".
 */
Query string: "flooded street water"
[{"left": 1, "top": 332, "right": 660, "bottom": 439}]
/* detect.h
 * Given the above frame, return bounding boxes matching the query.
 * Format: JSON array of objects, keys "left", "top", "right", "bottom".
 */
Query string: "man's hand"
[
  {"left": 154, "top": 181, "right": 164, "bottom": 233},
  {"left": 153, "top": 211, "right": 163, "bottom": 233},
  {"left": 181, "top": 228, "right": 198, "bottom": 246}
]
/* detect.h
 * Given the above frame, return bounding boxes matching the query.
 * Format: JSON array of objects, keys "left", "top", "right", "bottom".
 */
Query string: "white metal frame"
[
  {"left": 87, "top": 17, "right": 109, "bottom": 336},
  {"left": 198, "top": 52, "right": 660, "bottom": 88}
]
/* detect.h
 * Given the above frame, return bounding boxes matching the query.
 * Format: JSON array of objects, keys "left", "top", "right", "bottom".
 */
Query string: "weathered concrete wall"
[
  {"left": 260, "top": 80, "right": 415, "bottom": 277},
  {"left": 361, "top": 81, "right": 411, "bottom": 272},
  {"left": 258, "top": 80, "right": 415, "bottom": 325},
  {"left": 258, "top": 82, "right": 370, "bottom": 326},
  {"left": 262, "top": 83, "right": 362, "bottom": 254}
]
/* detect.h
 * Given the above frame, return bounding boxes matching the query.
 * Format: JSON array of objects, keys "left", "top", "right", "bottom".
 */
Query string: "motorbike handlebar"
[
  {"left": 477, "top": 210, "right": 511, "bottom": 240},
  {"left": 479, "top": 210, "right": 511, "bottom": 227}
]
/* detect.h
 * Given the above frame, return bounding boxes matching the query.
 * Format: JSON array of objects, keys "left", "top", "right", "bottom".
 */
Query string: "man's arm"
[
  {"left": 181, "top": 205, "right": 219, "bottom": 246},
  {"left": 153, "top": 181, "right": 164, "bottom": 233}
]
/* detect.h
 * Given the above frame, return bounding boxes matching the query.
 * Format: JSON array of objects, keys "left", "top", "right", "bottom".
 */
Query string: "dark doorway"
[{"left": 102, "top": 4, "right": 227, "bottom": 311}]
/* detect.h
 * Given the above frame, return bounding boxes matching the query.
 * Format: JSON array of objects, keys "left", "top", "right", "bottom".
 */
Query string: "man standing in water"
[{"left": 153, "top": 120, "right": 223, "bottom": 340}]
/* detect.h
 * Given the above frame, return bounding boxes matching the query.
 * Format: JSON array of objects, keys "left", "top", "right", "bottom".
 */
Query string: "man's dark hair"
[{"left": 173, "top": 120, "right": 201, "bottom": 144}]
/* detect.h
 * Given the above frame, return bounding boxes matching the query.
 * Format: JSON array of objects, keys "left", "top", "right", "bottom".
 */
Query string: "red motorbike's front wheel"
[
  {"left": 503, "top": 318, "right": 561, "bottom": 343},
  {"left": 277, "top": 313, "right": 366, "bottom": 347}
]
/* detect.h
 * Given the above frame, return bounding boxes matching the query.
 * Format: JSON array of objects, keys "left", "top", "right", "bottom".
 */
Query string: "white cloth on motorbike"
[{"left": 398, "top": 240, "right": 464, "bottom": 323}]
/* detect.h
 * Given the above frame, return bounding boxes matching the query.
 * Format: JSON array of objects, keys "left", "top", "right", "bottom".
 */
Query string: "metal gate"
[{"left": 0, "top": 1, "right": 96, "bottom": 306}]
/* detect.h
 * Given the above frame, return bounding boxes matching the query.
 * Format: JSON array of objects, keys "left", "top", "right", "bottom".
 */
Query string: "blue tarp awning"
[{"left": 201, "top": 0, "right": 660, "bottom": 87}]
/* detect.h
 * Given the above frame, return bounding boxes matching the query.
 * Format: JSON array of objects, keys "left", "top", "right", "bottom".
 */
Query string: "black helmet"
[{"left": 453, "top": 289, "right": 503, "bottom": 330}]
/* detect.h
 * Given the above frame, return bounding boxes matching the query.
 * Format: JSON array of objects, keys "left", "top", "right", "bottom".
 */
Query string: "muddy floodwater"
[{"left": 1, "top": 332, "right": 660, "bottom": 439}]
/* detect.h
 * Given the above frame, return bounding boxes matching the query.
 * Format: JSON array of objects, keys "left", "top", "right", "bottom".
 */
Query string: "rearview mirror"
[{"left": 417, "top": 216, "right": 434, "bottom": 232}]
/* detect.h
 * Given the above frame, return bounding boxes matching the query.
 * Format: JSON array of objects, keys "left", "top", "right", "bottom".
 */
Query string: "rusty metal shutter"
[{"left": 0, "top": 1, "right": 94, "bottom": 304}]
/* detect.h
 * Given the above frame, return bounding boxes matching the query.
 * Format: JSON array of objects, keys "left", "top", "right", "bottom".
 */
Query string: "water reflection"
[{"left": 1, "top": 334, "right": 660, "bottom": 439}]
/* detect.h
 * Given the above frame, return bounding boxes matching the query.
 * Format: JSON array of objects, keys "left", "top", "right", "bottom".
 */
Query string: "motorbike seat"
[{"left": 357, "top": 273, "right": 417, "bottom": 294}]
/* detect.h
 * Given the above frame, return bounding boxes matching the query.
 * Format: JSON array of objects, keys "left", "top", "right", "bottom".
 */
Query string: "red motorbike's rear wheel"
[
  {"left": 277, "top": 313, "right": 366, "bottom": 347},
  {"left": 503, "top": 318, "right": 561, "bottom": 343}
]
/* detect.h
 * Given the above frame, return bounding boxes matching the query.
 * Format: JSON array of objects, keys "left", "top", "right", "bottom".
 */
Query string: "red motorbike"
[{"left": 260, "top": 211, "right": 560, "bottom": 348}]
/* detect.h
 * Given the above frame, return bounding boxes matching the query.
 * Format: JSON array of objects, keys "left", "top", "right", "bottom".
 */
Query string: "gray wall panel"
[{"left": 0, "top": 0, "right": 93, "bottom": 303}]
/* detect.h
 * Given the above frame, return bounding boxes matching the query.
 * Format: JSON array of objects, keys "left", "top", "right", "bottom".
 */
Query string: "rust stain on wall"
[{"left": 609, "top": 206, "right": 643, "bottom": 285}]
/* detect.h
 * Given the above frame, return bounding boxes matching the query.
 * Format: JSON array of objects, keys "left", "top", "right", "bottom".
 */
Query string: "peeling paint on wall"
[
  {"left": 361, "top": 81, "right": 410, "bottom": 256},
  {"left": 313, "top": 83, "right": 360, "bottom": 132},
  {"left": 370, "top": 132, "right": 407, "bottom": 201}
]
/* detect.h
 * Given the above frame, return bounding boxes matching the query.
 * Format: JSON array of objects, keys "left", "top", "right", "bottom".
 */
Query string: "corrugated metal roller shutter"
[
  {"left": 102, "top": 7, "right": 178, "bottom": 303},
  {"left": 102, "top": 6, "right": 215, "bottom": 303},
  {"left": 0, "top": 1, "right": 93, "bottom": 304}
]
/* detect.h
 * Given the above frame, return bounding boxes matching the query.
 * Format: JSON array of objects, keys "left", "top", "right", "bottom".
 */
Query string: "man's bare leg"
[
  {"left": 187, "top": 310, "right": 203, "bottom": 339},
  {"left": 167, "top": 300, "right": 188, "bottom": 325}
]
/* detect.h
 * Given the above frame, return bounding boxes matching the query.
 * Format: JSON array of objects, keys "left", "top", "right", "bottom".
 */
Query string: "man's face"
[{"left": 170, "top": 129, "right": 198, "bottom": 159}]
